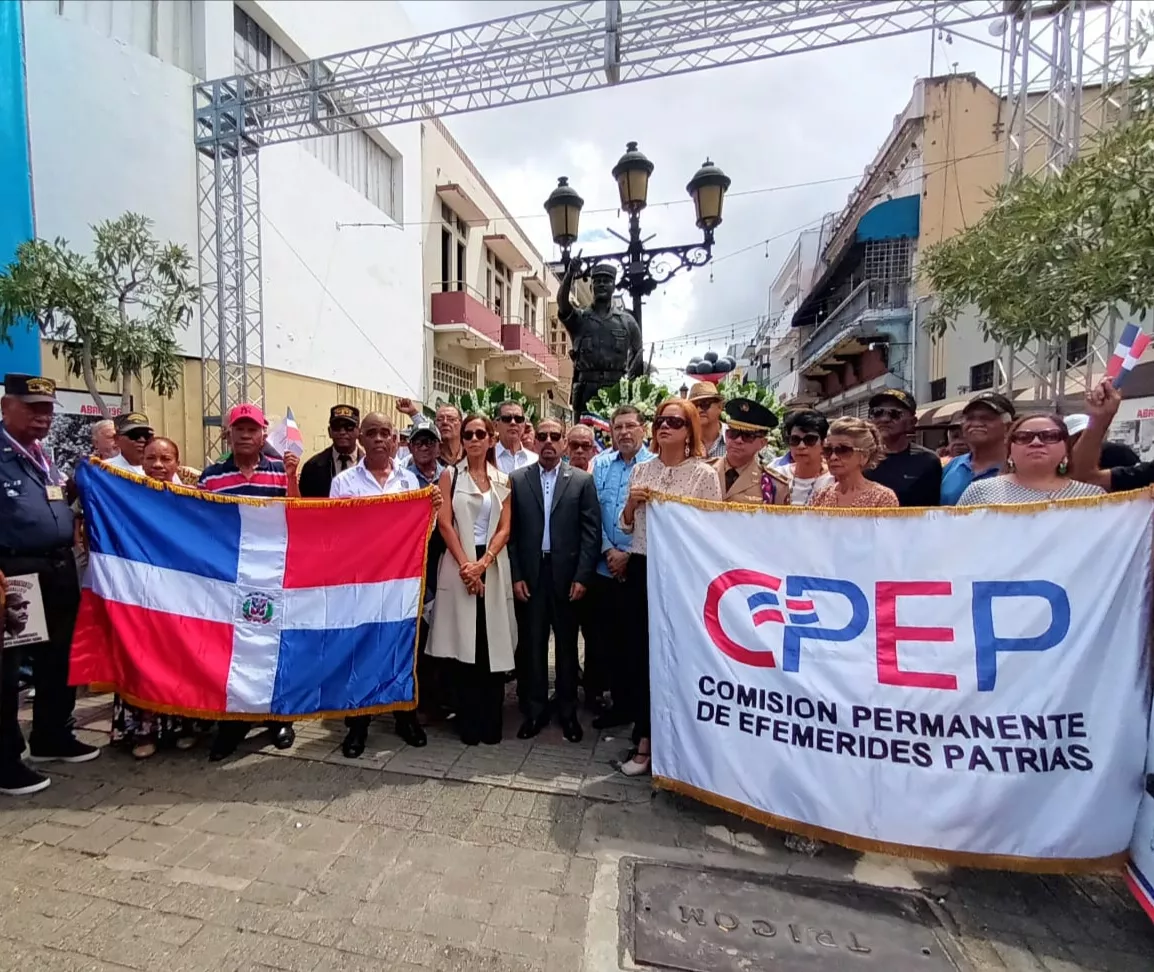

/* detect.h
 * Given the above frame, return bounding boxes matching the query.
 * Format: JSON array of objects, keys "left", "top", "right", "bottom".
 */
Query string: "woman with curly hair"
[{"left": 810, "top": 417, "right": 899, "bottom": 509}]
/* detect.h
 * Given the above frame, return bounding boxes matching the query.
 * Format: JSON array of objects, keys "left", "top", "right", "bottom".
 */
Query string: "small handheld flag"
[
  {"left": 1106, "top": 325, "right": 1151, "bottom": 389},
  {"left": 268, "top": 406, "right": 304, "bottom": 458}
]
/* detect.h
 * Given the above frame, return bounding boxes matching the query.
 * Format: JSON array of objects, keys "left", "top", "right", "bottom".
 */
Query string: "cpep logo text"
[{"left": 702, "top": 569, "right": 1070, "bottom": 693}]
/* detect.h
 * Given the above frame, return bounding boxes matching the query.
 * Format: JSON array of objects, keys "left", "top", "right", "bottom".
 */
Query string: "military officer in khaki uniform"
[{"left": 710, "top": 398, "right": 790, "bottom": 506}]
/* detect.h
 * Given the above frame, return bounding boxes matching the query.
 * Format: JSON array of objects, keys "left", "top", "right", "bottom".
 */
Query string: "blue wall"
[{"left": 0, "top": 0, "right": 40, "bottom": 376}]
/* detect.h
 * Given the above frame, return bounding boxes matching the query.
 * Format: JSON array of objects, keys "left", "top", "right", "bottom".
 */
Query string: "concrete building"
[
  {"left": 421, "top": 117, "right": 564, "bottom": 418},
  {"left": 1, "top": 0, "right": 427, "bottom": 467},
  {"left": 762, "top": 73, "right": 1119, "bottom": 428}
]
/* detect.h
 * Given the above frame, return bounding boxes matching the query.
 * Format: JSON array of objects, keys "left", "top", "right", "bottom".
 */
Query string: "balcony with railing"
[
  {"left": 797, "top": 278, "right": 910, "bottom": 372},
  {"left": 429, "top": 281, "right": 506, "bottom": 347},
  {"left": 501, "top": 317, "right": 560, "bottom": 379}
]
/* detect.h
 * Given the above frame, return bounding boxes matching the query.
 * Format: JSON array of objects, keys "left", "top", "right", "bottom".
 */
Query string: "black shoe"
[
  {"left": 395, "top": 715, "right": 427, "bottom": 748},
  {"left": 592, "top": 708, "right": 632, "bottom": 730},
  {"left": 516, "top": 714, "right": 548, "bottom": 740},
  {"left": 270, "top": 725, "right": 295, "bottom": 750},
  {"left": 560, "top": 715, "right": 584, "bottom": 744},
  {"left": 0, "top": 762, "right": 51, "bottom": 796},
  {"left": 27, "top": 737, "right": 100, "bottom": 764},
  {"left": 208, "top": 736, "right": 238, "bottom": 762},
  {"left": 342, "top": 726, "right": 367, "bottom": 759}
]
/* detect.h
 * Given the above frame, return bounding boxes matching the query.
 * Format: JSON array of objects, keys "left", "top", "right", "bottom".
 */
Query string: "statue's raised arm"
[{"left": 566, "top": 263, "right": 642, "bottom": 417}]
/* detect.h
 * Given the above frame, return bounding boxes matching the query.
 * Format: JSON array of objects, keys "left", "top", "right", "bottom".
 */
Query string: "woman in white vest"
[{"left": 427, "top": 414, "right": 516, "bottom": 745}]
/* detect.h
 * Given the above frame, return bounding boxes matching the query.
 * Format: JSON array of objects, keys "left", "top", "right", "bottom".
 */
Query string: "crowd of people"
[{"left": 0, "top": 369, "right": 1146, "bottom": 796}]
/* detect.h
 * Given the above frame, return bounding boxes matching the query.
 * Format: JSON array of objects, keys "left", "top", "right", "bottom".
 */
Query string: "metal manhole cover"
[{"left": 630, "top": 862, "right": 965, "bottom": 972}]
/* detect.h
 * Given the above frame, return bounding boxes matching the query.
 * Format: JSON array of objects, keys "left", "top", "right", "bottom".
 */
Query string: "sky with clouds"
[{"left": 396, "top": 1, "right": 1015, "bottom": 389}]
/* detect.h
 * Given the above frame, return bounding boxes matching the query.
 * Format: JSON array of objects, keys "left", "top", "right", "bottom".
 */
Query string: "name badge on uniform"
[{"left": 46, "top": 485, "right": 64, "bottom": 501}]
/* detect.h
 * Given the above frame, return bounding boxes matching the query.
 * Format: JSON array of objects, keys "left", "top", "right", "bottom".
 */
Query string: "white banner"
[{"left": 647, "top": 494, "right": 1153, "bottom": 869}]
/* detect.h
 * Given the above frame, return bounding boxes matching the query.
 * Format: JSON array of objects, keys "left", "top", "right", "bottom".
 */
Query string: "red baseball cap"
[{"left": 227, "top": 403, "right": 267, "bottom": 428}]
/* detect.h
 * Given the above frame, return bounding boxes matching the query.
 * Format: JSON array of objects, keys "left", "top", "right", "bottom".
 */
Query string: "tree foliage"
[
  {"left": 919, "top": 78, "right": 1154, "bottom": 350},
  {"left": 0, "top": 213, "right": 197, "bottom": 417},
  {"left": 586, "top": 376, "right": 671, "bottom": 421},
  {"left": 447, "top": 382, "right": 537, "bottom": 423}
]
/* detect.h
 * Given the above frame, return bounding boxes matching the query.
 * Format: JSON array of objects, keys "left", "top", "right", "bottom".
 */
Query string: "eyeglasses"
[
  {"left": 497, "top": 414, "right": 525, "bottom": 424},
  {"left": 330, "top": 421, "right": 357, "bottom": 432},
  {"left": 536, "top": 431, "right": 563, "bottom": 443},
  {"left": 788, "top": 433, "right": 822, "bottom": 448},
  {"left": 612, "top": 421, "right": 643, "bottom": 433},
  {"left": 410, "top": 437, "right": 438, "bottom": 447},
  {"left": 869, "top": 408, "right": 906, "bottom": 421},
  {"left": 124, "top": 429, "right": 153, "bottom": 442},
  {"left": 694, "top": 400, "right": 720, "bottom": 412},
  {"left": 1009, "top": 428, "right": 1065, "bottom": 446},
  {"left": 653, "top": 415, "right": 688, "bottom": 431},
  {"left": 822, "top": 444, "right": 860, "bottom": 458},
  {"left": 725, "top": 428, "right": 763, "bottom": 443},
  {"left": 568, "top": 440, "right": 595, "bottom": 449},
  {"left": 461, "top": 429, "right": 488, "bottom": 441}
]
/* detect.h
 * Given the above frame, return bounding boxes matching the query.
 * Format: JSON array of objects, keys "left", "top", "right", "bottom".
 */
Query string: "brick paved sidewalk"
[{"left": 0, "top": 693, "right": 1150, "bottom": 971}]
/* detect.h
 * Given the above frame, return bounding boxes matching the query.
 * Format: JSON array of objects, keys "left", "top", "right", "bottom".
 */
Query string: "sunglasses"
[
  {"left": 497, "top": 414, "right": 525, "bottom": 424},
  {"left": 869, "top": 407, "right": 907, "bottom": 421},
  {"left": 568, "top": 440, "right": 595, "bottom": 449},
  {"left": 822, "top": 444, "right": 860, "bottom": 458},
  {"left": 1009, "top": 428, "right": 1065, "bottom": 446},
  {"left": 788, "top": 433, "right": 822, "bottom": 448},
  {"left": 461, "top": 429, "right": 488, "bottom": 441},
  {"left": 725, "top": 428, "right": 763, "bottom": 443},
  {"left": 124, "top": 429, "right": 153, "bottom": 442},
  {"left": 536, "top": 431, "right": 563, "bottom": 443},
  {"left": 410, "top": 436, "right": 438, "bottom": 446},
  {"left": 694, "top": 400, "right": 720, "bottom": 412},
  {"left": 653, "top": 415, "right": 688, "bottom": 431}
]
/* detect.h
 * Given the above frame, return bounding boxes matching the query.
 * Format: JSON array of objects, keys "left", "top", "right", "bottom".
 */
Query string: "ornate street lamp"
[{"left": 544, "top": 141, "right": 729, "bottom": 334}]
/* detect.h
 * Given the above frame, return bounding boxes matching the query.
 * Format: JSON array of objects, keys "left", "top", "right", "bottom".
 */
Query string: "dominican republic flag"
[
  {"left": 70, "top": 461, "right": 434, "bottom": 719},
  {"left": 1106, "top": 324, "right": 1151, "bottom": 389}
]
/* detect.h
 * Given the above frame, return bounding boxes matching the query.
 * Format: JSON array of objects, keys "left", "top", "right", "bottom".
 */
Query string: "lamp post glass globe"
[
  {"left": 686, "top": 158, "right": 731, "bottom": 232},
  {"left": 544, "top": 176, "right": 584, "bottom": 248},
  {"left": 611, "top": 141, "right": 655, "bottom": 213}
]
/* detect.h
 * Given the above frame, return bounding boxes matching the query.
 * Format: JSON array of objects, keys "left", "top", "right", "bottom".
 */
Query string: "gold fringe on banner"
[
  {"left": 648, "top": 484, "right": 1154, "bottom": 518},
  {"left": 88, "top": 457, "right": 435, "bottom": 508},
  {"left": 654, "top": 776, "right": 1129, "bottom": 874},
  {"left": 93, "top": 685, "right": 417, "bottom": 723}
]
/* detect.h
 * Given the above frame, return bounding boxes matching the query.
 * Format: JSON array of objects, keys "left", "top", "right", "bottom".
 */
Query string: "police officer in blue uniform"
[{"left": 1, "top": 374, "right": 100, "bottom": 796}]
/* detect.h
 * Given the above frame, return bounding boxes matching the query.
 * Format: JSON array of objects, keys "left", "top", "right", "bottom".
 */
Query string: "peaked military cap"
[
  {"left": 723, "top": 397, "right": 778, "bottom": 434},
  {"left": 3, "top": 373, "right": 57, "bottom": 404},
  {"left": 329, "top": 404, "right": 360, "bottom": 425},
  {"left": 114, "top": 412, "right": 152, "bottom": 434}
]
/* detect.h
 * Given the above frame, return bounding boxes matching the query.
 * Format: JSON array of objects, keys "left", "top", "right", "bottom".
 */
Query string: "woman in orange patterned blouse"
[{"left": 810, "top": 417, "right": 899, "bottom": 509}]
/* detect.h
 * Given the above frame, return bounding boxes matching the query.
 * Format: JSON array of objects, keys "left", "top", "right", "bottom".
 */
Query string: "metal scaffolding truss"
[
  {"left": 995, "top": 0, "right": 1133, "bottom": 405},
  {"left": 194, "top": 0, "right": 1006, "bottom": 455}
]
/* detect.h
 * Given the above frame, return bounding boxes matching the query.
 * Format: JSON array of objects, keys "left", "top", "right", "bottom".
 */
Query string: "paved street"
[{"left": 0, "top": 691, "right": 1150, "bottom": 971}]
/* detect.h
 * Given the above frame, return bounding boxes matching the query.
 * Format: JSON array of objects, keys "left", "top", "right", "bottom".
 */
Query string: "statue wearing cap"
[
  {"left": 559, "top": 259, "right": 643, "bottom": 416},
  {"left": 709, "top": 398, "right": 790, "bottom": 506}
]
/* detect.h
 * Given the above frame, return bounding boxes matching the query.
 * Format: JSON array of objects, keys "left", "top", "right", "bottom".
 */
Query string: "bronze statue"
[{"left": 559, "top": 260, "right": 643, "bottom": 416}]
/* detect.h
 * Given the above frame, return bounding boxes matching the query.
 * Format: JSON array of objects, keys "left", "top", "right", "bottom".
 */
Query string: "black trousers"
[
  {"left": 345, "top": 616, "right": 429, "bottom": 733},
  {"left": 456, "top": 545, "right": 506, "bottom": 744},
  {"left": 625, "top": 554, "right": 650, "bottom": 743},
  {"left": 520, "top": 555, "right": 580, "bottom": 720},
  {"left": 590, "top": 571, "right": 632, "bottom": 712},
  {"left": 0, "top": 551, "right": 81, "bottom": 767}
]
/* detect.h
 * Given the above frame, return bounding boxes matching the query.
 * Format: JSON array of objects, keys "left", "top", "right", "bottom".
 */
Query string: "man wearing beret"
[
  {"left": 866, "top": 390, "right": 941, "bottom": 507},
  {"left": 0, "top": 374, "right": 100, "bottom": 796},
  {"left": 298, "top": 404, "right": 363, "bottom": 498},
  {"left": 711, "top": 398, "right": 791, "bottom": 505}
]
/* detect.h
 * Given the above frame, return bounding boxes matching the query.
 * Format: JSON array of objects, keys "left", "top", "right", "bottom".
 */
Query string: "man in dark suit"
[
  {"left": 298, "top": 405, "right": 361, "bottom": 498},
  {"left": 508, "top": 419, "right": 601, "bottom": 743}
]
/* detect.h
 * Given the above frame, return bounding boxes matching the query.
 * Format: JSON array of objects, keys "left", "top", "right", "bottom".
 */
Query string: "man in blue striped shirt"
[{"left": 589, "top": 405, "right": 654, "bottom": 728}]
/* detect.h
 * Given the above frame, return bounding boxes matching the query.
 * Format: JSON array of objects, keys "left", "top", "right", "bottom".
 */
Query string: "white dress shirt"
[
  {"left": 539, "top": 463, "right": 559, "bottom": 552},
  {"left": 329, "top": 458, "right": 420, "bottom": 497},
  {"left": 495, "top": 441, "right": 538, "bottom": 475},
  {"left": 107, "top": 453, "right": 144, "bottom": 475}
]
